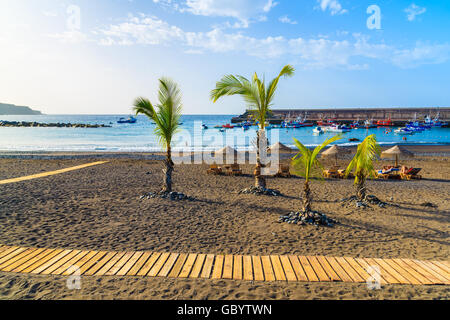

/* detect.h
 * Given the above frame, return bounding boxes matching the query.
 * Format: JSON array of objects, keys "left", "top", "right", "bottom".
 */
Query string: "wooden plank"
[
  {"left": 335, "top": 257, "right": 365, "bottom": 283},
  {"left": 307, "top": 256, "right": 330, "bottom": 282},
  {"left": 298, "top": 256, "right": 319, "bottom": 282},
  {"left": 189, "top": 254, "right": 206, "bottom": 279},
  {"left": 416, "top": 260, "right": 450, "bottom": 282},
  {"left": 83, "top": 252, "right": 117, "bottom": 276},
  {"left": 77, "top": 251, "right": 108, "bottom": 276},
  {"left": 0, "top": 248, "right": 28, "bottom": 266},
  {"left": 222, "top": 255, "right": 234, "bottom": 280},
  {"left": 105, "top": 252, "right": 135, "bottom": 276},
  {"left": 30, "top": 250, "right": 72, "bottom": 274},
  {"left": 0, "top": 246, "right": 16, "bottom": 258},
  {"left": 261, "top": 256, "right": 275, "bottom": 282},
  {"left": 355, "top": 258, "right": 387, "bottom": 285},
  {"left": 316, "top": 256, "right": 341, "bottom": 282},
  {"left": 288, "top": 256, "right": 308, "bottom": 282},
  {"left": 116, "top": 252, "right": 144, "bottom": 276},
  {"left": 270, "top": 256, "right": 286, "bottom": 281},
  {"left": 137, "top": 252, "right": 162, "bottom": 277},
  {"left": 0, "top": 161, "right": 109, "bottom": 185},
  {"left": 421, "top": 260, "right": 450, "bottom": 281},
  {"left": 158, "top": 253, "right": 180, "bottom": 277},
  {"left": 127, "top": 252, "right": 153, "bottom": 276},
  {"left": 200, "top": 254, "right": 215, "bottom": 279},
  {"left": 252, "top": 256, "right": 264, "bottom": 281},
  {"left": 391, "top": 259, "right": 433, "bottom": 285},
  {"left": 343, "top": 257, "right": 371, "bottom": 283},
  {"left": 382, "top": 259, "right": 422, "bottom": 285},
  {"left": 279, "top": 256, "right": 297, "bottom": 281},
  {"left": 430, "top": 261, "right": 450, "bottom": 275},
  {"left": 39, "top": 250, "right": 80, "bottom": 275},
  {"left": 168, "top": 254, "right": 188, "bottom": 278},
  {"left": 211, "top": 255, "right": 224, "bottom": 279},
  {"left": 62, "top": 251, "right": 99, "bottom": 276},
  {"left": 325, "top": 257, "right": 353, "bottom": 283},
  {"left": 373, "top": 258, "right": 412, "bottom": 284},
  {"left": 178, "top": 254, "right": 197, "bottom": 278},
  {"left": 147, "top": 252, "right": 171, "bottom": 277},
  {"left": 364, "top": 258, "right": 401, "bottom": 284},
  {"left": 93, "top": 252, "right": 126, "bottom": 276},
  {"left": 0, "top": 248, "right": 43, "bottom": 272},
  {"left": 233, "top": 255, "right": 243, "bottom": 280},
  {"left": 12, "top": 249, "right": 57, "bottom": 273},
  {"left": 243, "top": 256, "right": 253, "bottom": 281},
  {"left": 51, "top": 251, "right": 90, "bottom": 275},
  {"left": 22, "top": 249, "right": 66, "bottom": 273},
  {"left": 402, "top": 259, "right": 444, "bottom": 284}
]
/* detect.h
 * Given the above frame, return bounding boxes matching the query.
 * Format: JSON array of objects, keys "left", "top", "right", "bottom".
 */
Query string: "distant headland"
[{"left": 0, "top": 103, "right": 42, "bottom": 115}]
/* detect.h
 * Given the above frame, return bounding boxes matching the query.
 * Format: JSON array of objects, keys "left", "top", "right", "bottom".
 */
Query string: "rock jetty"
[{"left": 0, "top": 120, "right": 111, "bottom": 128}]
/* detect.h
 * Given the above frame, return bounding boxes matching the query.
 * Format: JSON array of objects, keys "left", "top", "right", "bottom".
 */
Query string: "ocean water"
[{"left": 0, "top": 114, "right": 449, "bottom": 152}]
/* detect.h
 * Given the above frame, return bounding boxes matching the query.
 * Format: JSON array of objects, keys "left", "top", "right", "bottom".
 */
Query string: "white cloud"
[
  {"left": 279, "top": 15, "right": 298, "bottom": 25},
  {"left": 405, "top": 3, "right": 426, "bottom": 21},
  {"left": 154, "top": 0, "right": 276, "bottom": 28},
  {"left": 316, "top": 0, "right": 347, "bottom": 16},
  {"left": 95, "top": 15, "right": 450, "bottom": 70}
]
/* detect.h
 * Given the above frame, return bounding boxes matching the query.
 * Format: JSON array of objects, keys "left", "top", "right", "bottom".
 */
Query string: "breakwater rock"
[{"left": 0, "top": 120, "right": 111, "bottom": 128}]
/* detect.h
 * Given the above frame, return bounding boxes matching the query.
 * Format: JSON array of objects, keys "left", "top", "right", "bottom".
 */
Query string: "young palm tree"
[
  {"left": 133, "top": 77, "right": 182, "bottom": 193},
  {"left": 210, "top": 65, "right": 295, "bottom": 189},
  {"left": 292, "top": 135, "right": 342, "bottom": 213},
  {"left": 345, "top": 134, "right": 381, "bottom": 201}
]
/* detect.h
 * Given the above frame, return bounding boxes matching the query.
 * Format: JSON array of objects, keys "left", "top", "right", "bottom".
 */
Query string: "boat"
[
  {"left": 117, "top": 116, "right": 137, "bottom": 124},
  {"left": 222, "top": 124, "right": 235, "bottom": 129},
  {"left": 361, "top": 119, "right": 377, "bottom": 129},
  {"left": 202, "top": 124, "right": 208, "bottom": 130},
  {"left": 394, "top": 127, "right": 414, "bottom": 135},
  {"left": 313, "top": 127, "right": 324, "bottom": 134},
  {"left": 377, "top": 118, "right": 393, "bottom": 126},
  {"left": 324, "top": 124, "right": 351, "bottom": 133},
  {"left": 316, "top": 119, "right": 336, "bottom": 126}
]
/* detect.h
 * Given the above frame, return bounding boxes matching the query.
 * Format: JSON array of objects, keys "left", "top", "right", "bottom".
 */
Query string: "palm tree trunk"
[
  {"left": 254, "top": 129, "right": 267, "bottom": 189},
  {"left": 356, "top": 174, "right": 366, "bottom": 201},
  {"left": 163, "top": 146, "right": 174, "bottom": 193},
  {"left": 303, "top": 180, "right": 312, "bottom": 213}
]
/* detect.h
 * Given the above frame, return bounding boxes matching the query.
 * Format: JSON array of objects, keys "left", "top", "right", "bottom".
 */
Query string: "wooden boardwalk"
[
  {"left": 0, "top": 244, "right": 448, "bottom": 285},
  {"left": 0, "top": 161, "right": 109, "bottom": 185}
]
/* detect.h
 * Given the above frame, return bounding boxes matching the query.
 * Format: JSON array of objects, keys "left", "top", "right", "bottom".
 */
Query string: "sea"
[{"left": 0, "top": 115, "right": 449, "bottom": 152}]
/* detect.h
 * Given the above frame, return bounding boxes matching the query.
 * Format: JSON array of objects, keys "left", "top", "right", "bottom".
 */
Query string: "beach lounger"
[
  {"left": 276, "top": 164, "right": 291, "bottom": 178},
  {"left": 207, "top": 164, "right": 223, "bottom": 175},
  {"left": 323, "top": 166, "right": 340, "bottom": 179},
  {"left": 400, "top": 167, "right": 422, "bottom": 180},
  {"left": 226, "top": 164, "right": 243, "bottom": 176},
  {"left": 338, "top": 169, "right": 353, "bottom": 179},
  {"left": 376, "top": 167, "right": 400, "bottom": 180}
]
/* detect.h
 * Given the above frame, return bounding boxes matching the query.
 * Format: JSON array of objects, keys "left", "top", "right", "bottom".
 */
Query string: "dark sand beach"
[{"left": 0, "top": 145, "right": 449, "bottom": 300}]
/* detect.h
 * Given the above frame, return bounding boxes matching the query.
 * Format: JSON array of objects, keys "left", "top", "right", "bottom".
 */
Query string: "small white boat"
[
  {"left": 394, "top": 128, "right": 414, "bottom": 135},
  {"left": 324, "top": 124, "right": 351, "bottom": 133}
]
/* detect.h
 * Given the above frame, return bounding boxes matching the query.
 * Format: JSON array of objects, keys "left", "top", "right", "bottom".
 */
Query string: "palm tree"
[
  {"left": 133, "top": 77, "right": 182, "bottom": 193},
  {"left": 292, "top": 135, "right": 342, "bottom": 213},
  {"left": 210, "top": 65, "right": 295, "bottom": 189},
  {"left": 345, "top": 134, "right": 381, "bottom": 201}
]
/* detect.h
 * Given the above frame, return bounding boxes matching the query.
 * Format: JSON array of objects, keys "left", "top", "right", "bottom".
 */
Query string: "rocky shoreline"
[{"left": 0, "top": 120, "right": 111, "bottom": 128}]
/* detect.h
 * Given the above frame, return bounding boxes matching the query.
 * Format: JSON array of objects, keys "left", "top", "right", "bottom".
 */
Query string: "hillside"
[{"left": 0, "top": 103, "right": 42, "bottom": 115}]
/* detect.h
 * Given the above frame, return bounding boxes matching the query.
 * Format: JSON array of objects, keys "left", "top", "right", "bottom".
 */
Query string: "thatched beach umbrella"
[
  {"left": 321, "top": 145, "right": 351, "bottom": 166},
  {"left": 381, "top": 145, "right": 414, "bottom": 167},
  {"left": 214, "top": 146, "right": 239, "bottom": 163},
  {"left": 268, "top": 142, "right": 293, "bottom": 154}
]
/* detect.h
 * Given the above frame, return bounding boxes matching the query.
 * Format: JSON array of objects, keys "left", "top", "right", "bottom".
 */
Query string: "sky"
[{"left": 0, "top": 0, "right": 449, "bottom": 115}]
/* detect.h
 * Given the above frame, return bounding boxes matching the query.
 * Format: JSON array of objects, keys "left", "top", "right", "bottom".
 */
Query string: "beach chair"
[
  {"left": 276, "top": 164, "right": 291, "bottom": 178},
  {"left": 376, "top": 167, "right": 400, "bottom": 180},
  {"left": 207, "top": 163, "right": 222, "bottom": 175},
  {"left": 400, "top": 167, "right": 422, "bottom": 180},
  {"left": 323, "top": 166, "right": 340, "bottom": 179},
  {"left": 338, "top": 169, "right": 353, "bottom": 179},
  {"left": 226, "top": 164, "right": 243, "bottom": 176}
]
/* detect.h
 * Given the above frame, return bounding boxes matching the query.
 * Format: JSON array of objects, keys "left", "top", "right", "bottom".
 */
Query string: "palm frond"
[
  {"left": 133, "top": 78, "right": 183, "bottom": 149},
  {"left": 345, "top": 134, "right": 381, "bottom": 183}
]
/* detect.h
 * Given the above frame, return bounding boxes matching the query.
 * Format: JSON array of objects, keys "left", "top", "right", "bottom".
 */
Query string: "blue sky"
[{"left": 0, "top": 0, "right": 449, "bottom": 114}]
